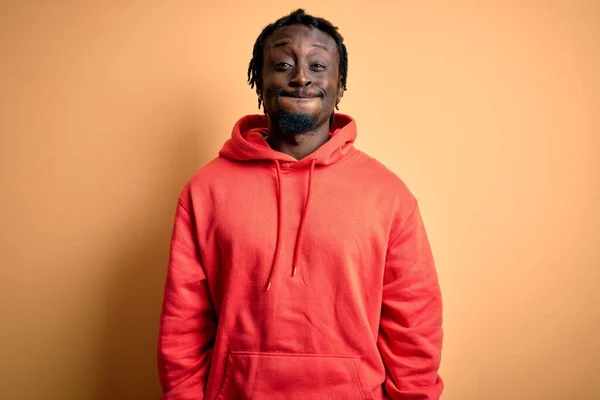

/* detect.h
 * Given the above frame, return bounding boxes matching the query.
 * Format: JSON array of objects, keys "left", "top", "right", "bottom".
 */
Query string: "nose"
[{"left": 289, "top": 66, "right": 312, "bottom": 88}]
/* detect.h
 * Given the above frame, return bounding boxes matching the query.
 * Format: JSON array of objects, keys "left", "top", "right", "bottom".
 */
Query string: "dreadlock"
[{"left": 247, "top": 9, "right": 349, "bottom": 109}]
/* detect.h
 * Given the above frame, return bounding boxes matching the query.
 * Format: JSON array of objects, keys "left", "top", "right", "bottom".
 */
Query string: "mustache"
[{"left": 277, "top": 89, "right": 325, "bottom": 98}]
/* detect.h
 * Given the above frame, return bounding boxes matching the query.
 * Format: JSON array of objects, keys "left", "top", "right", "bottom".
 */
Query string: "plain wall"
[{"left": 1, "top": 1, "right": 598, "bottom": 399}]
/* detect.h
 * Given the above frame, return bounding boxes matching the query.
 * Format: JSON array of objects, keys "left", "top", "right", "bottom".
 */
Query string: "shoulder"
[
  {"left": 353, "top": 150, "right": 416, "bottom": 202},
  {"left": 350, "top": 151, "right": 419, "bottom": 231},
  {"left": 176, "top": 156, "right": 234, "bottom": 208},
  {"left": 187, "top": 157, "right": 230, "bottom": 185}
]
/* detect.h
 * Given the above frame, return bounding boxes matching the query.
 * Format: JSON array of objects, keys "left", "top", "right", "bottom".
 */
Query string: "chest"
[{"left": 209, "top": 167, "right": 391, "bottom": 267}]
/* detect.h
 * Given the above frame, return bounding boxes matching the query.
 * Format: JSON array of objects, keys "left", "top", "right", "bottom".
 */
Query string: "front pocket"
[
  {"left": 215, "top": 352, "right": 235, "bottom": 399},
  {"left": 215, "top": 351, "right": 373, "bottom": 400}
]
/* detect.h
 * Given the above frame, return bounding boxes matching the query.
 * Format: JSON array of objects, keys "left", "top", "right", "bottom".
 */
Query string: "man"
[{"left": 158, "top": 9, "right": 443, "bottom": 400}]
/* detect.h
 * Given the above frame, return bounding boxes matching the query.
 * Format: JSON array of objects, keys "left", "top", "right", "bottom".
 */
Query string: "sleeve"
[
  {"left": 377, "top": 200, "right": 444, "bottom": 400},
  {"left": 157, "top": 200, "right": 217, "bottom": 399}
]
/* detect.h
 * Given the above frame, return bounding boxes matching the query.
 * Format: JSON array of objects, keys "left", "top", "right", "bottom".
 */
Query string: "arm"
[
  {"left": 378, "top": 201, "right": 444, "bottom": 400},
  {"left": 158, "top": 200, "right": 217, "bottom": 399}
]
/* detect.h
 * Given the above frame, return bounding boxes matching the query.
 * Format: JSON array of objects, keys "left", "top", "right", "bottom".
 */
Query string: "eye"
[
  {"left": 311, "top": 63, "right": 327, "bottom": 71},
  {"left": 275, "top": 61, "right": 292, "bottom": 70}
]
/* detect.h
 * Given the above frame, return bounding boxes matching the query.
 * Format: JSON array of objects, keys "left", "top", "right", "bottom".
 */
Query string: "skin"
[{"left": 258, "top": 24, "right": 344, "bottom": 160}]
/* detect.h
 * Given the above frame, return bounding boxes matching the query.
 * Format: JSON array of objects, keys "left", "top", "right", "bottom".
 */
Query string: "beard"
[{"left": 271, "top": 111, "right": 319, "bottom": 137}]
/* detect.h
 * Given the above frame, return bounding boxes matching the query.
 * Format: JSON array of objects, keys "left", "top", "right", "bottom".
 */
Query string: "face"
[{"left": 259, "top": 24, "right": 344, "bottom": 135}]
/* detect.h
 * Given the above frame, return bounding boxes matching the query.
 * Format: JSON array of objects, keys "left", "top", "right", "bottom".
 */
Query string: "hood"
[
  {"left": 218, "top": 113, "right": 358, "bottom": 292},
  {"left": 219, "top": 113, "right": 357, "bottom": 166}
]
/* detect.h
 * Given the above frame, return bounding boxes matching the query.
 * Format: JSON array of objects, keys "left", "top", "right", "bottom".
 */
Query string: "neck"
[{"left": 266, "top": 122, "right": 330, "bottom": 161}]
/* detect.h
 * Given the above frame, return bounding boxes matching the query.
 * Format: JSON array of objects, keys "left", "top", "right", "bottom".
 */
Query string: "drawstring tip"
[
  {"left": 266, "top": 281, "right": 272, "bottom": 291},
  {"left": 292, "top": 267, "right": 298, "bottom": 276}
]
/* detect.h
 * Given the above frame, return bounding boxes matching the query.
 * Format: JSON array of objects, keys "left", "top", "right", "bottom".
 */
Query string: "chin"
[{"left": 271, "top": 111, "right": 319, "bottom": 136}]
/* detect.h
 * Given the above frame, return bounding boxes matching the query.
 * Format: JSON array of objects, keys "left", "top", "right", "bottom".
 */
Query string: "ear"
[
  {"left": 336, "top": 78, "right": 345, "bottom": 108},
  {"left": 256, "top": 88, "right": 263, "bottom": 110}
]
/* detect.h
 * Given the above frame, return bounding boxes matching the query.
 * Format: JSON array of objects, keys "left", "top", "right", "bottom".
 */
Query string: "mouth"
[
  {"left": 278, "top": 91, "right": 323, "bottom": 99},
  {"left": 281, "top": 97, "right": 319, "bottom": 101},
  {"left": 275, "top": 90, "right": 324, "bottom": 112}
]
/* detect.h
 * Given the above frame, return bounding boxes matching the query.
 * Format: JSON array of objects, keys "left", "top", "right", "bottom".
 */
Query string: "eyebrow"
[
  {"left": 272, "top": 40, "right": 330, "bottom": 52},
  {"left": 312, "top": 43, "right": 330, "bottom": 52}
]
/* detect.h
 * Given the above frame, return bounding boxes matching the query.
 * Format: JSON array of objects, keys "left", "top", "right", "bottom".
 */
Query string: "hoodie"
[{"left": 158, "top": 114, "right": 443, "bottom": 400}]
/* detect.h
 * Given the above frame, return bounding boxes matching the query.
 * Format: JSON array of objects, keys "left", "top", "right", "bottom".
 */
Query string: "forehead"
[{"left": 265, "top": 24, "right": 337, "bottom": 53}]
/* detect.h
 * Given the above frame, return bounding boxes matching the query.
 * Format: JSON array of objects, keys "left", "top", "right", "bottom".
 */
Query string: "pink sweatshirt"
[{"left": 158, "top": 114, "right": 443, "bottom": 399}]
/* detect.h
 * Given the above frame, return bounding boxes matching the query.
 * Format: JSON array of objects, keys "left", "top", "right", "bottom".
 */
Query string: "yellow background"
[{"left": 1, "top": 1, "right": 598, "bottom": 399}]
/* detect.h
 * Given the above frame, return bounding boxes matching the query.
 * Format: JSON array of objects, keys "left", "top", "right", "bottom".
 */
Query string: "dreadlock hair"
[{"left": 247, "top": 9, "right": 349, "bottom": 110}]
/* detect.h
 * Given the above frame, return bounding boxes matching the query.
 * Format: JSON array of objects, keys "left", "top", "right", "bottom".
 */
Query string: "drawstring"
[
  {"left": 265, "top": 159, "right": 316, "bottom": 291},
  {"left": 292, "top": 159, "right": 316, "bottom": 277},
  {"left": 266, "top": 160, "right": 284, "bottom": 291}
]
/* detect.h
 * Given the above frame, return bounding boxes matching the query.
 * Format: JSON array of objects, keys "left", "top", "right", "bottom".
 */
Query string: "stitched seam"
[
  {"left": 215, "top": 353, "right": 234, "bottom": 400},
  {"left": 177, "top": 198, "right": 190, "bottom": 213},
  {"left": 387, "top": 197, "right": 418, "bottom": 251},
  {"left": 351, "top": 359, "right": 367, "bottom": 400}
]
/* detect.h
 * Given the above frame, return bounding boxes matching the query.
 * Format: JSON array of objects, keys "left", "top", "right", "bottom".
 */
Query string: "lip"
[
  {"left": 279, "top": 95, "right": 321, "bottom": 99},
  {"left": 282, "top": 96, "right": 319, "bottom": 100},
  {"left": 276, "top": 95, "right": 321, "bottom": 110},
  {"left": 278, "top": 90, "right": 323, "bottom": 98},
  {"left": 278, "top": 92, "right": 322, "bottom": 102}
]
